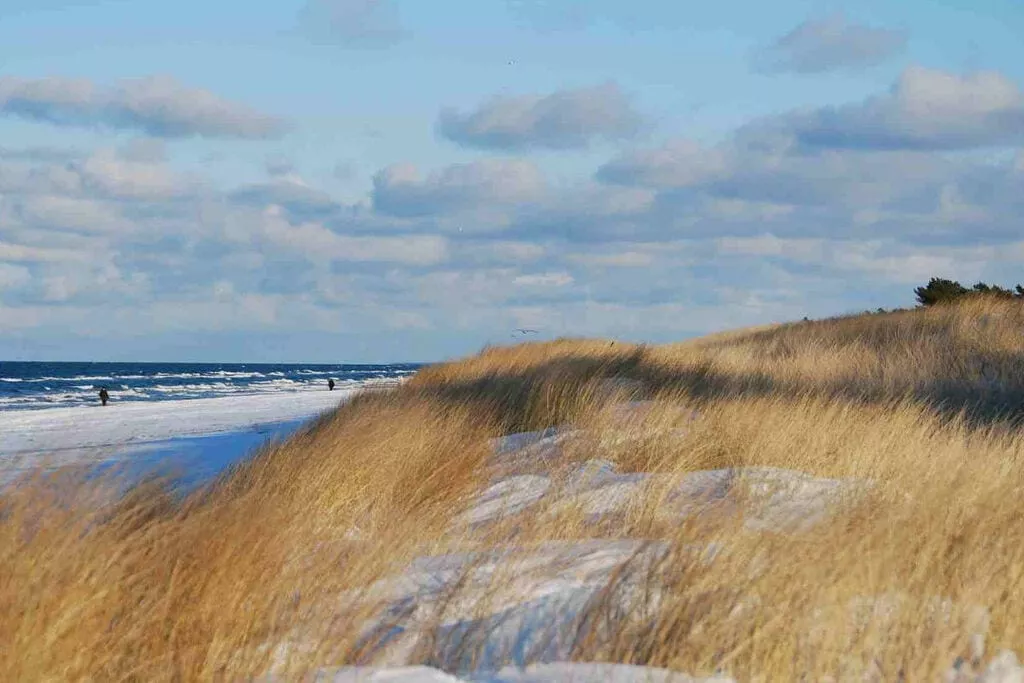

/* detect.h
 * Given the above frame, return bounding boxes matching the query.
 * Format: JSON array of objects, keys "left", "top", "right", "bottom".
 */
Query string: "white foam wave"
[{"left": 1, "top": 375, "right": 406, "bottom": 412}]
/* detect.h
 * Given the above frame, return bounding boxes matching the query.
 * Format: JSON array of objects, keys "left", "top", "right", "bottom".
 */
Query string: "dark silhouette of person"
[
  {"left": 99, "top": 387, "right": 109, "bottom": 406},
  {"left": 328, "top": 379, "right": 335, "bottom": 391}
]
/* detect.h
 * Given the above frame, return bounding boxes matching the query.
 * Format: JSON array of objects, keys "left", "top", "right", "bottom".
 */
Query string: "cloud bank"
[{"left": 3, "top": 66, "right": 1024, "bottom": 360}]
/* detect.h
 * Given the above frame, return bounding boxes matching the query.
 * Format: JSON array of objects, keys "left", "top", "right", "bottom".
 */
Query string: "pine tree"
[
  {"left": 915, "top": 278, "right": 969, "bottom": 306},
  {"left": 914, "top": 278, "right": 1024, "bottom": 306},
  {"left": 971, "top": 282, "right": 1016, "bottom": 298}
]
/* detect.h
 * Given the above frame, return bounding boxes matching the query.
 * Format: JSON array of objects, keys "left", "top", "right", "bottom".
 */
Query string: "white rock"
[
  {"left": 314, "top": 666, "right": 467, "bottom": 681},
  {"left": 461, "top": 475, "right": 552, "bottom": 526},
  {"left": 297, "top": 662, "right": 734, "bottom": 683},
  {"left": 482, "top": 661, "right": 733, "bottom": 682},
  {"left": 979, "top": 651, "right": 1024, "bottom": 683}
]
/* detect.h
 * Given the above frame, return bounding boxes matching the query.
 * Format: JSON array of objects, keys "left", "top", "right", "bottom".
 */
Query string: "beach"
[{"left": 0, "top": 389, "right": 355, "bottom": 486}]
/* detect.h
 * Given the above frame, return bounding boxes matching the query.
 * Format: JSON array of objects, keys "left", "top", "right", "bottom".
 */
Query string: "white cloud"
[
  {"left": 75, "top": 150, "right": 196, "bottom": 200},
  {"left": 0, "top": 75, "right": 288, "bottom": 139},
  {"left": 756, "top": 13, "right": 907, "bottom": 73},
  {"left": 0, "top": 241, "right": 95, "bottom": 264},
  {"left": 381, "top": 309, "right": 432, "bottom": 330},
  {"left": 40, "top": 274, "right": 79, "bottom": 303},
  {"left": 39, "top": 262, "right": 150, "bottom": 303},
  {"left": 596, "top": 132, "right": 1017, "bottom": 245},
  {"left": 716, "top": 234, "right": 826, "bottom": 260},
  {"left": 373, "top": 159, "right": 546, "bottom": 218},
  {"left": 767, "top": 66, "right": 1024, "bottom": 150},
  {"left": 438, "top": 83, "right": 643, "bottom": 151},
  {"left": 830, "top": 247, "right": 986, "bottom": 285},
  {"left": 12, "top": 195, "right": 133, "bottom": 235},
  {"left": 715, "top": 233, "right": 1010, "bottom": 285},
  {"left": 597, "top": 140, "right": 728, "bottom": 188},
  {"left": 600, "top": 136, "right": 951, "bottom": 211},
  {"left": 513, "top": 272, "right": 574, "bottom": 287},
  {"left": 249, "top": 206, "right": 449, "bottom": 266},
  {"left": 143, "top": 296, "right": 285, "bottom": 332},
  {"left": 935, "top": 184, "right": 989, "bottom": 224},
  {"left": 456, "top": 240, "right": 547, "bottom": 265},
  {"left": 212, "top": 280, "right": 235, "bottom": 301},
  {"left": 230, "top": 178, "right": 337, "bottom": 217},
  {"left": 568, "top": 251, "right": 654, "bottom": 267},
  {"left": 118, "top": 138, "right": 167, "bottom": 164},
  {"left": 0, "top": 303, "right": 62, "bottom": 331},
  {"left": 0, "top": 262, "right": 30, "bottom": 291}
]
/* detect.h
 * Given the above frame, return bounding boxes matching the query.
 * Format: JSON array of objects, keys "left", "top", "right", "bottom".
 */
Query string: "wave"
[
  {"left": 0, "top": 370, "right": 413, "bottom": 383},
  {"left": 3, "top": 371, "right": 292, "bottom": 383},
  {"left": 0, "top": 374, "right": 410, "bottom": 411}
]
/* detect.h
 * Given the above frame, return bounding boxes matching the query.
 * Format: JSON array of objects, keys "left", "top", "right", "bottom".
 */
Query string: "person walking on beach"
[
  {"left": 328, "top": 378, "right": 336, "bottom": 391},
  {"left": 98, "top": 387, "right": 109, "bottom": 406}
]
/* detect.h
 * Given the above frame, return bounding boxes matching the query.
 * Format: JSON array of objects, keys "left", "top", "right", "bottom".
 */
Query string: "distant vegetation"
[
  {"left": 826, "top": 277, "right": 1024, "bottom": 320},
  {"left": 915, "top": 277, "right": 1024, "bottom": 307}
]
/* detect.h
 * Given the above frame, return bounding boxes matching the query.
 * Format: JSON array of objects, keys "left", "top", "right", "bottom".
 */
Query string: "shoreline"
[{"left": 0, "top": 389, "right": 359, "bottom": 484}]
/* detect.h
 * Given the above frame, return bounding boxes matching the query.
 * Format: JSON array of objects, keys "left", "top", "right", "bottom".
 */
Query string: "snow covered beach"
[
  {"left": 0, "top": 360, "right": 417, "bottom": 484},
  {"left": 0, "top": 389, "right": 357, "bottom": 484}
]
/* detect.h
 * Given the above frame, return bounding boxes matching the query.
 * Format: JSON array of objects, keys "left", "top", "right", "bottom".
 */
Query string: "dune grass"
[{"left": 3, "top": 296, "right": 1024, "bottom": 680}]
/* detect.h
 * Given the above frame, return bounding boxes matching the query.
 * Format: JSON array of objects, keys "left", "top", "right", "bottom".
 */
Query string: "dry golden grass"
[
  {"left": 0, "top": 396, "right": 493, "bottom": 680},
  {"left": 4, "top": 295, "right": 1024, "bottom": 680}
]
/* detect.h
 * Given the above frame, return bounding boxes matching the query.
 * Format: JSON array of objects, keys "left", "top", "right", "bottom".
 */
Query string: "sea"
[{"left": 0, "top": 361, "right": 422, "bottom": 412}]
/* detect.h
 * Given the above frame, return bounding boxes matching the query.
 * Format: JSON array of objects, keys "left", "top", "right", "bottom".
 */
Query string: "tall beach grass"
[{"left": 3, "top": 296, "right": 1024, "bottom": 680}]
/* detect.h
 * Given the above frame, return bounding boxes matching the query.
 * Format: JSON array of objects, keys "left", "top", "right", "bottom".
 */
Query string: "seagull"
[{"left": 513, "top": 328, "right": 539, "bottom": 335}]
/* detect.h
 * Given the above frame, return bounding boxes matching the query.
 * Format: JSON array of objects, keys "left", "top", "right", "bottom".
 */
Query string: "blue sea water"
[{"left": 0, "top": 361, "right": 422, "bottom": 411}]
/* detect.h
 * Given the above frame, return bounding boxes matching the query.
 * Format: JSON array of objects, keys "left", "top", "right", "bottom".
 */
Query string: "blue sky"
[{"left": 1, "top": 0, "right": 1023, "bottom": 362}]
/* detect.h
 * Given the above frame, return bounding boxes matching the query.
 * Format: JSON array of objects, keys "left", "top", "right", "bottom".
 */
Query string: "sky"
[{"left": 0, "top": 0, "right": 1023, "bottom": 363}]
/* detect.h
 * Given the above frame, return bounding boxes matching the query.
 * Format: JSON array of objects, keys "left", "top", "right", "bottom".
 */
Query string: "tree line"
[
  {"left": 914, "top": 278, "right": 1024, "bottom": 306},
  {"left": 799, "top": 277, "right": 1023, "bottom": 323}
]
